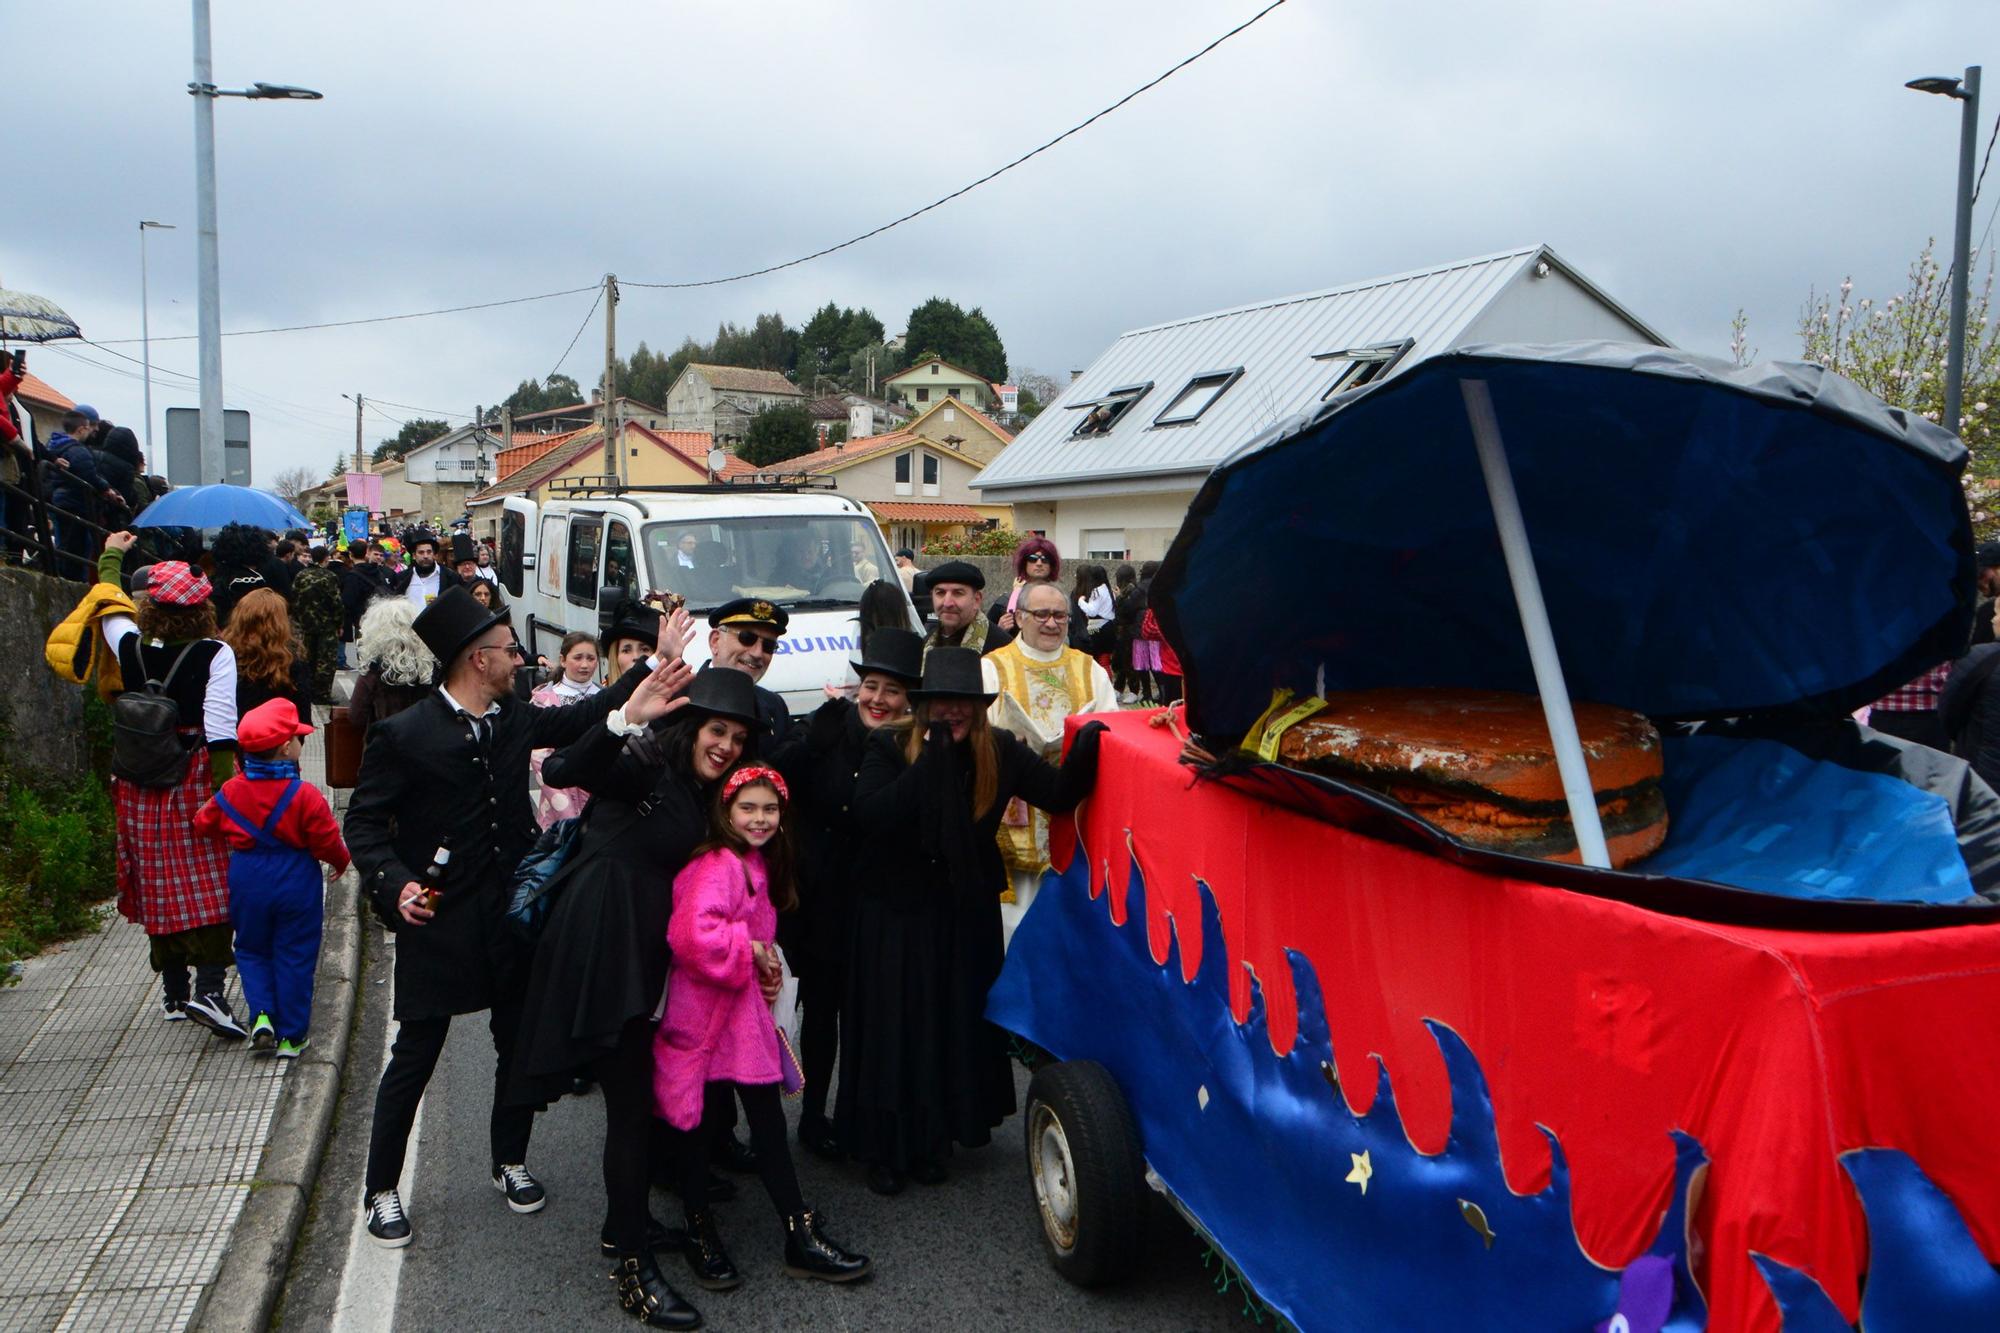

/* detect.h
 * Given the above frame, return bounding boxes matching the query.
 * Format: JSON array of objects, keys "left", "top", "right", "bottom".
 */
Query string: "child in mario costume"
[{"left": 194, "top": 699, "right": 350, "bottom": 1057}]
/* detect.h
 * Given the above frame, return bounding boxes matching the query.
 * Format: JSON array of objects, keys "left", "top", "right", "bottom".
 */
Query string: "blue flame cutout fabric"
[
  {"left": 988, "top": 854, "right": 1709, "bottom": 1331},
  {"left": 1754, "top": 1148, "right": 2000, "bottom": 1331}
]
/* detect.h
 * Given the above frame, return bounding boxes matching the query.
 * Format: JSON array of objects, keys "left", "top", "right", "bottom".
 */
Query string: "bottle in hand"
[{"left": 419, "top": 839, "right": 452, "bottom": 911}]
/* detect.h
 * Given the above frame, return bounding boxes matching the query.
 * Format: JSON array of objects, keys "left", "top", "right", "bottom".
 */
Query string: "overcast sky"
[{"left": 7, "top": 0, "right": 1991, "bottom": 483}]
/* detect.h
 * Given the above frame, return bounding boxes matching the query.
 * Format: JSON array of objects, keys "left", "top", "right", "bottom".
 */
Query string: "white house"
[
  {"left": 969, "top": 244, "right": 1670, "bottom": 562},
  {"left": 399, "top": 423, "right": 506, "bottom": 519}
]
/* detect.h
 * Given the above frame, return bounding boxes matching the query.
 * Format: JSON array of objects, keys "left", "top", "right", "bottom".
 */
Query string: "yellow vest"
[{"left": 44, "top": 582, "right": 139, "bottom": 700}]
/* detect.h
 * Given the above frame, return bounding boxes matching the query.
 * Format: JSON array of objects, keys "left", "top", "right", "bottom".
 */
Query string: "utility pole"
[
  {"left": 353, "top": 392, "right": 364, "bottom": 475},
  {"left": 1945, "top": 66, "right": 1980, "bottom": 438},
  {"left": 191, "top": 0, "right": 225, "bottom": 484},
  {"left": 600, "top": 273, "right": 621, "bottom": 480}
]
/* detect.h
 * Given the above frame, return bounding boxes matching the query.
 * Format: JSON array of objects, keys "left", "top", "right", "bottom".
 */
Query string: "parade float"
[{"left": 989, "top": 343, "right": 2000, "bottom": 1332}]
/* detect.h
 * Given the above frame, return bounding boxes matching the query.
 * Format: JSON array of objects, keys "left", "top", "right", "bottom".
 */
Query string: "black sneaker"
[
  {"left": 493, "top": 1163, "right": 546, "bottom": 1214},
  {"left": 363, "top": 1189, "right": 412, "bottom": 1248},
  {"left": 161, "top": 997, "right": 188, "bottom": 1023},
  {"left": 183, "top": 993, "right": 247, "bottom": 1040}
]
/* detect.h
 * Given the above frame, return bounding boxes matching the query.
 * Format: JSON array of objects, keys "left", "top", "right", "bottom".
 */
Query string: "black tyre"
[{"left": 1023, "top": 1059, "right": 1146, "bottom": 1287}]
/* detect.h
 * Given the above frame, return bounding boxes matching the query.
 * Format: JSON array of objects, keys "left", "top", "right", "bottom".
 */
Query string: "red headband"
[{"left": 722, "top": 766, "right": 788, "bottom": 804}]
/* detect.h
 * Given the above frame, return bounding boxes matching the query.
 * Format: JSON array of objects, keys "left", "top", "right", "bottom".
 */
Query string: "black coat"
[
  {"left": 509, "top": 714, "right": 728, "bottom": 1103},
  {"left": 210, "top": 561, "right": 273, "bottom": 626},
  {"left": 342, "top": 664, "right": 646, "bottom": 1019},
  {"left": 386, "top": 563, "right": 461, "bottom": 599},
  {"left": 341, "top": 562, "right": 390, "bottom": 632},
  {"left": 770, "top": 699, "right": 873, "bottom": 977},
  {"left": 1944, "top": 644, "right": 2000, "bottom": 791},
  {"left": 836, "top": 720, "right": 1102, "bottom": 1171}
]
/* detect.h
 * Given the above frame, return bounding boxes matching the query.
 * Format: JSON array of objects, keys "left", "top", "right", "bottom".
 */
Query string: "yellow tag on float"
[{"left": 1256, "top": 696, "right": 1330, "bottom": 762}]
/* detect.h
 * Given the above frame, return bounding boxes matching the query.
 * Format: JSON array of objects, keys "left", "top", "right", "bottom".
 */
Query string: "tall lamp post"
[
  {"left": 1906, "top": 65, "right": 1981, "bottom": 439},
  {"left": 189, "top": 0, "right": 321, "bottom": 485},
  {"left": 138, "top": 220, "right": 175, "bottom": 475}
]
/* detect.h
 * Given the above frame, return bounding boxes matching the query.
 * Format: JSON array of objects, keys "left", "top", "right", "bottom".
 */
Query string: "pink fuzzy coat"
[{"left": 653, "top": 846, "right": 783, "bottom": 1129}]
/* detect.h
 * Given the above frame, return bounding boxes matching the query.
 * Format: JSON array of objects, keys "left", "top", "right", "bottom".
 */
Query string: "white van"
[{"left": 477, "top": 479, "right": 917, "bottom": 720}]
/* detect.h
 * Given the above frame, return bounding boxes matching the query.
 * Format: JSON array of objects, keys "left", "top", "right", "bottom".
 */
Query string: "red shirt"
[{"left": 193, "top": 773, "right": 350, "bottom": 874}]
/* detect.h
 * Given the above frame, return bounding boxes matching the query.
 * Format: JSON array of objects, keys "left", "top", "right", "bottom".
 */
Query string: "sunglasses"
[
  {"left": 478, "top": 641, "right": 526, "bottom": 660},
  {"left": 1024, "top": 553, "right": 1052, "bottom": 564},
  {"left": 732, "top": 629, "right": 779, "bottom": 651}
]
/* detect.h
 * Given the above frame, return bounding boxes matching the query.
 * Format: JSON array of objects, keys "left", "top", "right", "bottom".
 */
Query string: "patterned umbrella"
[{"left": 0, "top": 287, "right": 81, "bottom": 343}]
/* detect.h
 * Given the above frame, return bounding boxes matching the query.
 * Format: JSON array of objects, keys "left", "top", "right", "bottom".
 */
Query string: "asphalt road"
[{"left": 278, "top": 921, "right": 1253, "bottom": 1332}]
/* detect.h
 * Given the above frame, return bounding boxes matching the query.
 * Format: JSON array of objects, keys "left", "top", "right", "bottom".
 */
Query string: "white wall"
[
  {"left": 1012, "top": 491, "right": 1197, "bottom": 563},
  {"left": 1457, "top": 267, "right": 1665, "bottom": 347}
]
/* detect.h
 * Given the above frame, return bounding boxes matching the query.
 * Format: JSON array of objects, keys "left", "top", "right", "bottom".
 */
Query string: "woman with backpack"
[{"left": 96, "top": 531, "right": 247, "bottom": 1039}]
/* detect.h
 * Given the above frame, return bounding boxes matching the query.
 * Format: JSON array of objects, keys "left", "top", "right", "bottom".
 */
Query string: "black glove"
[{"left": 1075, "top": 719, "right": 1110, "bottom": 739}]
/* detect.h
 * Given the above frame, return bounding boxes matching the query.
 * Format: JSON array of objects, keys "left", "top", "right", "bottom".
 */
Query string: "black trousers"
[
  {"left": 1870, "top": 707, "right": 1949, "bottom": 752},
  {"left": 679, "top": 1082, "right": 803, "bottom": 1219},
  {"left": 365, "top": 993, "right": 532, "bottom": 1196},
  {"left": 799, "top": 969, "right": 840, "bottom": 1123},
  {"left": 593, "top": 1019, "right": 658, "bottom": 1253}
]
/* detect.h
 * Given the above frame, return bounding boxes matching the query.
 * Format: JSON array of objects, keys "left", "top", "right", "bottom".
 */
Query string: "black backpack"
[{"left": 112, "top": 642, "right": 199, "bottom": 788}]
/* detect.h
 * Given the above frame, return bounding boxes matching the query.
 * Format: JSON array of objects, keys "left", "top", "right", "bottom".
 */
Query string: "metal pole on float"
[{"left": 1459, "top": 378, "right": 1612, "bottom": 869}]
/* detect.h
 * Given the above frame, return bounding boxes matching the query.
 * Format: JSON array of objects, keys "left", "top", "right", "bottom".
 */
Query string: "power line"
[
  {"left": 368, "top": 397, "right": 470, "bottom": 420},
  {"left": 40, "top": 342, "right": 354, "bottom": 439},
  {"left": 550, "top": 285, "right": 604, "bottom": 379},
  {"left": 624, "top": 0, "right": 1289, "bottom": 291},
  {"left": 1974, "top": 104, "right": 2000, "bottom": 207},
  {"left": 92, "top": 284, "right": 602, "bottom": 345}
]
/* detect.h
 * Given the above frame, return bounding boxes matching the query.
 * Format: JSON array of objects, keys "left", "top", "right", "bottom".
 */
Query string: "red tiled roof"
[
  {"left": 471, "top": 422, "right": 743, "bottom": 503},
  {"left": 787, "top": 430, "right": 918, "bottom": 474},
  {"left": 493, "top": 427, "right": 586, "bottom": 481},
  {"left": 867, "top": 501, "right": 987, "bottom": 523},
  {"left": 14, "top": 370, "right": 73, "bottom": 410}
]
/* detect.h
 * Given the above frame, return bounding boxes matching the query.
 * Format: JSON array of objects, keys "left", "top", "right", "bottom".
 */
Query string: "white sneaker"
[{"left": 183, "top": 993, "right": 247, "bottom": 1040}]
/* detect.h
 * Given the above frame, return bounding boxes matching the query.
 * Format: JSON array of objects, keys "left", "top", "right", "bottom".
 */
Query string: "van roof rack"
[{"left": 546, "top": 473, "right": 839, "bottom": 497}]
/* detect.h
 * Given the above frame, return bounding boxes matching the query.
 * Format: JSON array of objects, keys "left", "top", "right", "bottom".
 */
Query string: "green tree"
[
  {"left": 601, "top": 341, "right": 678, "bottom": 407},
  {"left": 1015, "top": 368, "right": 1063, "bottom": 420},
  {"left": 800, "top": 303, "right": 850, "bottom": 369},
  {"left": 739, "top": 404, "right": 817, "bottom": 467},
  {"left": 371, "top": 417, "right": 450, "bottom": 465},
  {"left": 904, "top": 297, "right": 1008, "bottom": 383},
  {"left": 1791, "top": 238, "right": 1999, "bottom": 533},
  {"left": 501, "top": 374, "right": 582, "bottom": 417}
]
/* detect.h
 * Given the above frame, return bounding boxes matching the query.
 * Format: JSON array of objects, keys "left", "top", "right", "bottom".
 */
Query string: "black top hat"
[
  {"left": 602, "top": 597, "right": 663, "bottom": 650},
  {"left": 1979, "top": 540, "right": 2000, "bottom": 570},
  {"left": 925, "top": 559, "right": 985, "bottom": 592},
  {"left": 911, "top": 646, "right": 995, "bottom": 701},
  {"left": 853, "top": 627, "right": 923, "bottom": 684},
  {"left": 407, "top": 529, "right": 439, "bottom": 553},
  {"left": 708, "top": 597, "right": 790, "bottom": 634},
  {"left": 413, "top": 584, "right": 508, "bottom": 667},
  {"left": 684, "top": 666, "right": 769, "bottom": 732},
  {"left": 450, "top": 533, "right": 478, "bottom": 565}
]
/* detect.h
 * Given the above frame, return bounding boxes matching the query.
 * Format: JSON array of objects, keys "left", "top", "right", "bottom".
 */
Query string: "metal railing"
[{"left": 0, "top": 472, "right": 127, "bottom": 583}]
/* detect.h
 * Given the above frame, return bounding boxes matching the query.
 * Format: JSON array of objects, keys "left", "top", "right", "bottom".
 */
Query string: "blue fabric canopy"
[
  {"left": 132, "top": 484, "right": 311, "bottom": 532},
  {"left": 1156, "top": 342, "right": 1974, "bottom": 742}
]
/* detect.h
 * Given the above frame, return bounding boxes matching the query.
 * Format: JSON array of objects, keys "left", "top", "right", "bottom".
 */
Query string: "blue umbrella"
[{"left": 131, "top": 483, "right": 312, "bottom": 531}]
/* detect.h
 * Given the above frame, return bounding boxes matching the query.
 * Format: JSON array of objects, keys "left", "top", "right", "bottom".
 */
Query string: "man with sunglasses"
[
  {"left": 979, "top": 579, "right": 1119, "bottom": 941},
  {"left": 704, "top": 597, "right": 794, "bottom": 742},
  {"left": 345, "top": 585, "right": 694, "bottom": 1250}
]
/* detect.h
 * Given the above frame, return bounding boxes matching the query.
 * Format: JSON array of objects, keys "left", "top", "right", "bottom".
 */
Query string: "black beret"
[{"left": 925, "top": 559, "right": 985, "bottom": 592}]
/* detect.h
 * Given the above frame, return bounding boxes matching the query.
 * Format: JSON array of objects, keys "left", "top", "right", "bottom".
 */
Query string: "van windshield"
[{"left": 643, "top": 515, "right": 897, "bottom": 613}]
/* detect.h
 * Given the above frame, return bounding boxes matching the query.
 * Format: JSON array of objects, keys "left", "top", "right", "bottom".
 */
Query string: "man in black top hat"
[
  {"left": 450, "top": 532, "right": 482, "bottom": 585},
  {"left": 921, "top": 559, "right": 1012, "bottom": 659},
  {"left": 704, "top": 597, "right": 794, "bottom": 741},
  {"left": 388, "top": 530, "right": 459, "bottom": 607},
  {"left": 345, "top": 585, "right": 694, "bottom": 1250}
]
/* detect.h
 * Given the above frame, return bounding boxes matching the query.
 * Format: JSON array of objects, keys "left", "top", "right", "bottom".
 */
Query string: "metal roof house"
[{"left": 969, "top": 244, "right": 1670, "bottom": 562}]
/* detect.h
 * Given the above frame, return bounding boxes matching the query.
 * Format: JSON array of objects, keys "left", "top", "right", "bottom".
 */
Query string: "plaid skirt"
[{"left": 115, "top": 747, "right": 231, "bottom": 936}]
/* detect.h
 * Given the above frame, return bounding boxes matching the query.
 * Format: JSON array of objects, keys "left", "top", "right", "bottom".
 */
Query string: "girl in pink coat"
[{"left": 653, "top": 767, "right": 871, "bottom": 1291}]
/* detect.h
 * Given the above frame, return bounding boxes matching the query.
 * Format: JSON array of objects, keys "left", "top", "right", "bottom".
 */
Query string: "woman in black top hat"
[
  {"left": 770, "top": 626, "right": 923, "bottom": 1159},
  {"left": 512, "top": 667, "right": 767, "bottom": 1330},
  {"left": 838, "top": 646, "right": 1106, "bottom": 1196}
]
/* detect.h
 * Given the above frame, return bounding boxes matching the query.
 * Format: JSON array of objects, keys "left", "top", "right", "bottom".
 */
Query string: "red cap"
[
  {"left": 237, "top": 698, "right": 315, "bottom": 752},
  {"left": 145, "top": 560, "right": 212, "bottom": 606}
]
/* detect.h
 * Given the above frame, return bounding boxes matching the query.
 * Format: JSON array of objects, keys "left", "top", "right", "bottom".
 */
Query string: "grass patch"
[{"left": 0, "top": 694, "right": 117, "bottom": 970}]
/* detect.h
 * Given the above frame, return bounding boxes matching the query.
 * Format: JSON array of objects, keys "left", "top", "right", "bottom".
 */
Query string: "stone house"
[{"left": 663, "top": 364, "right": 806, "bottom": 445}]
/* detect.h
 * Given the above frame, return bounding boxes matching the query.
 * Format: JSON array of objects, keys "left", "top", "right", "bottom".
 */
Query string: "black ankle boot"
[
  {"left": 608, "top": 1251, "right": 702, "bottom": 1329},
  {"left": 681, "top": 1209, "right": 742, "bottom": 1291},
  {"left": 784, "top": 1208, "right": 871, "bottom": 1283},
  {"left": 797, "top": 1113, "right": 841, "bottom": 1161}
]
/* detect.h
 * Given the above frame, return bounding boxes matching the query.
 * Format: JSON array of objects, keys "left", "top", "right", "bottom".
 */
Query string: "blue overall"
[{"left": 216, "top": 780, "right": 323, "bottom": 1043}]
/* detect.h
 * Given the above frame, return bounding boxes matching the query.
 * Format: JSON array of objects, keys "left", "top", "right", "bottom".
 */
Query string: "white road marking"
[{"left": 329, "top": 965, "right": 419, "bottom": 1333}]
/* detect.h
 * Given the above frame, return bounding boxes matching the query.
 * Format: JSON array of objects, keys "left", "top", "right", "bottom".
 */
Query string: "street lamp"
[
  {"left": 188, "top": 0, "right": 321, "bottom": 485},
  {"left": 138, "top": 220, "right": 175, "bottom": 475},
  {"left": 1906, "top": 65, "right": 1981, "bottom": 439}
]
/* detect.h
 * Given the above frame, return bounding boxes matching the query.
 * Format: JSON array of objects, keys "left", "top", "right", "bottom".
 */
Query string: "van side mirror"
[{"left": 598, "top": 585, "right": 628, "bottom": 640}]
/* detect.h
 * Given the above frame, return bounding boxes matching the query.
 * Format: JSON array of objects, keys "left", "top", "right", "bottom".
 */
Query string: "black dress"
[
  {"left": 837, "top": 721, "right": 1102, "bottom": 1172},
  {"left": 510, "top": 721, "right": 714, "bottom": 1105}
]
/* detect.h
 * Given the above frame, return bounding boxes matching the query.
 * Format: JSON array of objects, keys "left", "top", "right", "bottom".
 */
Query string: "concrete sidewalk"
[{"left": 0, "top": 733, "right": 356, "bottom": 1332}]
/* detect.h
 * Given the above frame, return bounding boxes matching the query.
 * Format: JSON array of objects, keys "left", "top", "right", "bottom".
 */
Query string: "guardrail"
[{"left": 0, "top": 473, "right": 126, "bottom": 582}]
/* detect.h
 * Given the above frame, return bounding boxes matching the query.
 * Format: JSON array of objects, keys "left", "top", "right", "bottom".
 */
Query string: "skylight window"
[
  {"left": 1313, "top": 339, "right": 1414, "bottom": 400},
  {"left": 1067, "top": 382, "right": 1154, "bottom": 438},
  {"left": 1152, "top": 368, "right": 1244, "bottom": 427}
]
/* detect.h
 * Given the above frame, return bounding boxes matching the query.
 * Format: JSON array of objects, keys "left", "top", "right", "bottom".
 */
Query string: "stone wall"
[{"left": 0, "top": 568, "right": 92, "bottom": 782}]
